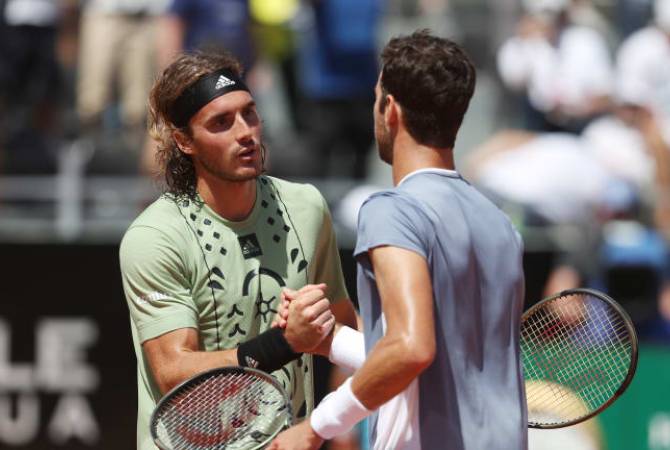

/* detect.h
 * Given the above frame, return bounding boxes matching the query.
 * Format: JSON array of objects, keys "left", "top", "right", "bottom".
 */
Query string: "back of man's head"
[{"left": 380, "top": 29, "right": 476, "bottom": 149}]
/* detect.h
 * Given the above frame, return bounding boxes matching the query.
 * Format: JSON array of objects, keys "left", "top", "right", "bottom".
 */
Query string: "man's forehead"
[{"left": 198, "top": 91, "right": 255, "bottom": 117}]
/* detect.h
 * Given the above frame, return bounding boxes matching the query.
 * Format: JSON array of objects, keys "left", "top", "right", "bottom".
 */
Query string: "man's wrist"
[
  {"left": 328, "top": 325, "right": 365, "bottom": 372},
  {"left": 310, "top": 377, "right": 371, "bottom": 440},
  {"left": 237, "top": 327, "right": 301, "bottom": 372},
  {"left": 305, "top": 421, "right": 325, "bottom": 446},
  {"left": 314, "top": 322, "right": 339, "bottom": 357}
]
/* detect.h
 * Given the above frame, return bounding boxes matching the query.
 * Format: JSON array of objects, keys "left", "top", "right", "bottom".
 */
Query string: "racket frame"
[
  {"left": 150, "top": 366, "right": 293, "bottom": 450},
  {"left": 523, "top": 287, "right": 638, "bottom": 429}
]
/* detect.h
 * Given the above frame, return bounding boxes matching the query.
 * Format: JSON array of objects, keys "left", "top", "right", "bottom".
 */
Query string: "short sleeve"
[
  {"left": 310, "top": 193, "right": 350, "bottom": 304},
  {"left": 119, "top": 225, "right": 198, "bottom": 343},
  {"left": 354, "top": 191, "right": 431, "bottom": 263}
]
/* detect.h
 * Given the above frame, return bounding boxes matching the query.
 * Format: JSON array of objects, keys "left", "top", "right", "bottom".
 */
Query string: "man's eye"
[
  {"left": 244, "top": 108, "right": 259, "bottom": 122},
  {"left": 218, "top": 116, "right": 232, "bottom": 126}
]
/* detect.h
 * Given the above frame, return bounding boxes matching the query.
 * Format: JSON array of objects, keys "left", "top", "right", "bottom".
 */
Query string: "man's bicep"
[
  {"left": 143, "top": 327, "right": 199, "bottom": 372},
  {"left": 141, "top": 327, "right": 211, "bottom": 395},
  {"left": 368, "top": 245, "right": 435, "bottom": 341}
]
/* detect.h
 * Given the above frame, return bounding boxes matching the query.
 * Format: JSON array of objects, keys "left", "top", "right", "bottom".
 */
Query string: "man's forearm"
[
  {"left": 350, "top": 332, "right": 432, "bottom": 410},
  {"left": 147, "top": 327, "right": 304, "bottom": 395},
  {"left": 148, "top": 346, "right": 239, "bottom": 394}
]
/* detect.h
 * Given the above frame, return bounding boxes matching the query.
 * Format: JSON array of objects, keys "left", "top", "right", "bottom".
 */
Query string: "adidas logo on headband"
[
  {"left": 215, "top": 75, "right": 235, "bottom": 90},
  {"left": 170, "top": 69, "right": 250, "bottom": 127}
]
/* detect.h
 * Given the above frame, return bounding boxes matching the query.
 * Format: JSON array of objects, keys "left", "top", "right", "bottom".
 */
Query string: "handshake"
[{"left": 273, "top": 283, "right": 337, "bottom": 356}]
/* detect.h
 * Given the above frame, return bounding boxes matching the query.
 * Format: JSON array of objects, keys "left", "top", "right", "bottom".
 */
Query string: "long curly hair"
[{"left": 148, "top": 51, "right": 244, "bottom": 199}]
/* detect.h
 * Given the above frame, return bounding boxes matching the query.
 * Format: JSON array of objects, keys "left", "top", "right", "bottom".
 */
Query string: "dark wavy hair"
[
  {"left": 380, "top": 30, "right": 476, "bottom": 148},
  {"left": 148, "top": 51, "right": 244, "bottom": 199}
]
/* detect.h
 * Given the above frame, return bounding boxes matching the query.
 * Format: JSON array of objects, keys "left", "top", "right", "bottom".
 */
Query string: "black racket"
[
  {"left": 521, "top": 288, "right": 638, "bottom": 429},
  {"left": 150, "top": 366, "right": 292, "bottom": 450}
]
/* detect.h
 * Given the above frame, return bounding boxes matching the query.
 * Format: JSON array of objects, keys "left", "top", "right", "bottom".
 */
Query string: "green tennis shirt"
[{"left": 119, "top": 175, "right": 349, "bottom": 450}]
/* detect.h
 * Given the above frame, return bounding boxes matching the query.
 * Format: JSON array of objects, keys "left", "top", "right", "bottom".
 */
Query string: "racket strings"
[
  {"left": 154, "top": 371, "right": 289, "bottom": 450},
  {"left": 522, "top": 292, "right": 634, "bottom": 426}
]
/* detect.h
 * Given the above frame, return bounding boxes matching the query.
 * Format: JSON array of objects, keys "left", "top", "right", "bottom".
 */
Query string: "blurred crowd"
[
  {"left": 0, "top": 1, "right": 668, "bottom": 449},
  {"left": 0, "top": 1, "right": 668, "bottom": 328},
  {"left": 469, "top": 0, "right": 670, "bottom": 347},
  {"left": 0, "top": 0, "right": 384, "bottom": 178},
  {"left": 1, "top": 0, "right": 670, "bottom": 334}
]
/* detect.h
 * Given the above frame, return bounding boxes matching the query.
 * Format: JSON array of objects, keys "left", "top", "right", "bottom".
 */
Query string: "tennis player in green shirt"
[{"left": 119, "top": 50, "right": 357, "bottom": 450}]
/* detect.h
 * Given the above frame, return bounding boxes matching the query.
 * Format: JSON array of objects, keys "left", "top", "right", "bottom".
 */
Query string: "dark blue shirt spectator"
[
  {"left": 299, "top": 0, "right": 380, "bottom": 100},
  {"left": 168, "top": 0, "right": 255, "bottom": 70}
]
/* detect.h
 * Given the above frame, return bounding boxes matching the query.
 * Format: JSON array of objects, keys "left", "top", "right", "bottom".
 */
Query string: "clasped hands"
[
  {"left": 274, "top": 283, "right": 336, "bottom": 355},
  {"left": 269, "top": 283, "right": 335, "bottom": 450}
]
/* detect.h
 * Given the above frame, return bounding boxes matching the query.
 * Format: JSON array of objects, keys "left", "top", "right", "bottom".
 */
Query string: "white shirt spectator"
[
  {"left": 617, "top": 26, "right": 670, "bottom": 121},
  {"left": 581, "top": 116, "right": 655, "bottom": 191},
  {"left": 498, "top": 25, "right": 614, "bottom": 115},
  {"left": 476, "top": 133, "right": 612, "bottom": 224},
  {"left": 4, "top": 0, "right": 58, "bottom": 26}
]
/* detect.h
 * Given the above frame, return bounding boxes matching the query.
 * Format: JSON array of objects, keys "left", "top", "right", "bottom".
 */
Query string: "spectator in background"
[
  {"left": 468, "top": 78, "right": 670, "bottom": 339},
  {"left": 156, "top": 0, "right": 255, "bottom": 72},
  {"left": 296, "top": 0, "right": 382, "bottom": 180},
  {"left": 77, "top": 0, "right": 167, "bottom": 156},
  {"left": 545, "top": 94, "right": 670, "bottom": 322},
  {"left": 248, "top": 0, "right": 302, "bottom": 132},
  {"left": 581, "top": 90, "right": 670, "bottom": 232},
  {"left": 569, "top": 0, "right": 618, "bottom": 47},
  {"left": 617, "top": 0, "right": 670, "bottom": 132},
  {"left": 0, "top": 0, "right": 70, "bottom": 173},
  {"left": 497, "top": 0, "right": 613, "bottom": 133},
  {"left": 617, "top": 0, "right": 654, "bottom": 39}
]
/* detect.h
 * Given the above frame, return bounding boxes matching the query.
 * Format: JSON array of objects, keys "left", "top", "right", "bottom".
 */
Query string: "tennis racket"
[
  {"left": 150, "top": 366, "right": 292, "bottom": 450},
  {"left": 522, "top": 288, "right": 638, "bottom": 429}
]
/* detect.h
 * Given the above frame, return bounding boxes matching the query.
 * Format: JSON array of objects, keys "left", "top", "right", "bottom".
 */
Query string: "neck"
[
  {"left": 391, "top": 132, "right": 455, "bottom": 186},
  {"left": 197, "top": 175, "right": 257, "bottom": 221}
]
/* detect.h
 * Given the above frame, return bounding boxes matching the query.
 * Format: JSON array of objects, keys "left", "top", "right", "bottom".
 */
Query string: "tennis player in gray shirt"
[{"left": 270, "top": 30, "right": 528, "bottom": 450}]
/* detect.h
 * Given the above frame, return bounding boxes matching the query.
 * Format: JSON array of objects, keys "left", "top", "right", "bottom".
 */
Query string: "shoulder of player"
[
  {"left": 359, "top": 188, "right": 420, "bottom": 217},
  {"left": 121, "top": 196, "right": 194, "bottom": 249},
  {"left": 262, "top": 175, "right": 326, "bottom": 210},
  {"left": 125, "top": 195, "right": 182, "bottom": 228}
]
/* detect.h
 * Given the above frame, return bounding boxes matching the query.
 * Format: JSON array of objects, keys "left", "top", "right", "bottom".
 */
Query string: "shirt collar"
[{"left": 398, "top": 167, "right": 460, "bottom": 186}]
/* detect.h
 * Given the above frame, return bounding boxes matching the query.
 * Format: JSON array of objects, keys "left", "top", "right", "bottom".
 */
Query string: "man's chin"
[
  {"left": 235, "top": 165, "right": 263, "bottom": 181},
  {"left": 201, "top": 165, "right": 262, "bottom": 183}
]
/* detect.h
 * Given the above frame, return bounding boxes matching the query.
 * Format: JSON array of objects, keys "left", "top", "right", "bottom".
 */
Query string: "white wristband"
[
  {"left": 329, "top": 326, "right": 365, "bottom": 372},
  {"left": 310, "top": 377, "right": 371, "bottom": 440}
]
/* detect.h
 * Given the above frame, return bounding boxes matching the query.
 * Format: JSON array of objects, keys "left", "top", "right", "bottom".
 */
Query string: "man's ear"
[
  {"left": 385, "top": 94, "right": 399, "bottom": 130},
  {"left": 173, "top": 129, "right": 194, "bottom": 155}
]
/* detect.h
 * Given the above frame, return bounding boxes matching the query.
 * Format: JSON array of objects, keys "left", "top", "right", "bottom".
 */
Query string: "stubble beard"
[
  {"left": 376, "top": 126, "right": 393, "bottom": 165},
  {"left": 196, "top": 150, "right": 261, "bottom": 183}
]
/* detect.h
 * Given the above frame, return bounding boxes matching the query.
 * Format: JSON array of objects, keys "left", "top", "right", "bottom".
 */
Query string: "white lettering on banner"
[
  {"left": 649, "top": 413, "right": 670, "bottom": 449},
  {"left": 0, "top": 394, "right": 39, "bottom": 445},
  {"left": 0, "top": 320, "right": 34, "bottom": 391},
  {"left": 36, "top": 319, "right": 99, "bottom": 392},
  {"left": 0, "top": 317, "right": 100, "bottom": 446},
  {"left": 48, "top": 394, "right": 100, "bottom": 445}
]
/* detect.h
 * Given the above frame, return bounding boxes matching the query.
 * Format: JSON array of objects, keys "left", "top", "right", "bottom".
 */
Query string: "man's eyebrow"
[
  {"left": 206, "top": 111, "right": 232, "bottom": 123},
  {"left": 204, "top": 99, "right": 257, "bottom": 123}
]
